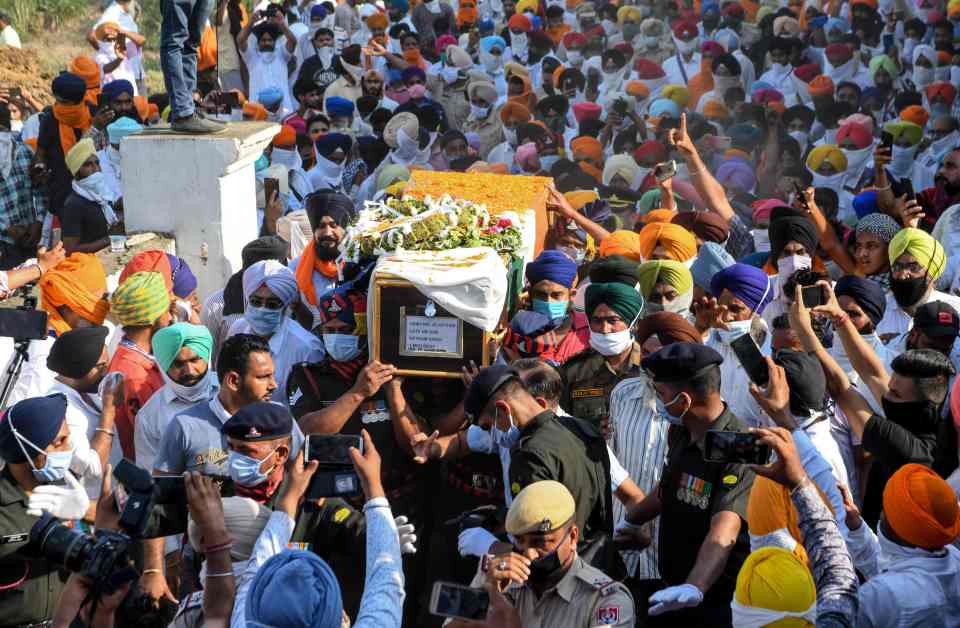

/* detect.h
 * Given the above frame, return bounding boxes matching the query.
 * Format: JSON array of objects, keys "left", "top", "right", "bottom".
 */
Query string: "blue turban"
[
  {"left": 479, "top": 18, "right": 495, "bottom": 34},
  {"left": 102, "top": 79, "right": 135, "bottom": 101},
  {"left": 530, "top": 15, "right": 542, "bottom": 29},
  {"left": 808, "top": 15, "right": 828, "bottom": 30},
  {"left": 325, "top": 96, "right": 355, "bottom": 118},
  {"left": 825, "top": 17, "right": 849, "bottom": 36},
  {"left": 107, "top": 117, "right": 143, "bottom": 145},
  {"left": 246, "top": 550, "right": 342, "bottom": 628},
  {"left": 0, "top": 394, "right": 68, "bottom": 463},
  {"left": 257, "top": 87, "right": 284, "bottom": 108},
  {"left": 310, "top": 4, "right": 327, "bottom": 18},
  {"left": 166, "top": 254, "right": 198, "bottom": 299},
  {"left": 390, "top": 0, "right": 409, "bottom": 13},
  {"left": 751, "top": 81, "right": 774, "bottom": 93},
  {"left": 710, "top": 262, "right": 772, "bottom": 315},
  {"left": 315, "top": 132, "right": 352, "bottom": 158},
  {"left": 525, "top": 250, "right": 578, "bottom": 289},
  {"left": 691, "top": 241, "right": 735, "bottom": 292},
  {"left": 401, "top": 66, "right": 427, "bottom": 84},
  {"left": 728, "top": 123, "right": 763, "bottom": 151},
  {"left": 480, "top": 35, "right": 506, "bottom": 54},
  {"left": 649, "top": 98, "right": 681, "bottom": 120},
  {"left": 834, "top": 275, "right": 886, "bottom": 327},
  {"left": 52, "top": 72, "right": 87, "bottom": 103},
  {"left": 702, "top": 2, "right": 719, "bottom": 15},
  {"left": 852, "top": 190, "right": 879, "bottom": 219}
]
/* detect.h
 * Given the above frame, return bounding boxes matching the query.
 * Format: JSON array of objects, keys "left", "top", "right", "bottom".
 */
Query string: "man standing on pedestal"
[{"left": 160, "top": 0, "right": 226, "bottom": 134}]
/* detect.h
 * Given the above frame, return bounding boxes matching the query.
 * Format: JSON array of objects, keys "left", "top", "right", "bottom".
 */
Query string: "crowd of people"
[{"left": 2, "top": 0, "right": 960, "bottom": 625}]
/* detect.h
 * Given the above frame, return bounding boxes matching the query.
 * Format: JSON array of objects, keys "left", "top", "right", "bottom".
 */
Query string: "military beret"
[
  {"left": 506, "top": 480, "right": 576, "bottom": 535},
  {"left": 464, "top": 364, "right": 519, "bottom": 421},
  {"left": 222, "top": 402, "right": 293, "bottom": 441},
  {"left": 641, "top": 342, "right": 723, "bottom": 382}
]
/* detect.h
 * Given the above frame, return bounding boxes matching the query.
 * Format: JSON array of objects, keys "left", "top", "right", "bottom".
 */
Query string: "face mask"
[
  {"left": 769, "top": 62, "right": 791, "bottom": 76},
  {"left": 408, "top": 83, "right": 427, "bottom": 99},
  {"left": 842, "top": 145, "right": 873, "bottom": 175},
  {"left": 532, "top": 298, "right": 569, "bottom": 319},
  {"left": 254, "top": 153, "right": 270, "bottom": 172},
  {"left": 30, "top": 449, "right": 75, "bottom": 484},
  {"left": 492, "top": 406, "right": 521, "bottom": 449},
  {"left": 317, "top": 46, "right": 334, "bottom": 66},
  {"left": 245, "top": 305, "right": 284, "bottom": 336},
  {"left": 642, "top": 34, "right": 659, "bottom": 48},
  {"left": 788, "top": 130, "right": 808, "bottom": 152},
  {"left": 674, "top": 36, "right": 698, "bottom": 55},
  {"left": 930, "top": 130, "right": 960, "bottom": 156},
  {"left": 526, "top": 527, "right": 571, "bottom": 585},
  {"left": 322, "top": 333, "right": 362, "bottom": 362},
  {"left": 913, "top": 66, "right": 934, "bottom": 88},
  {"left": 566, "top": 50, "right": 583, "bottom": 65},
  {"left": 387, "top": 87, "right": 410, "bottom": 105},
  {"left": 556, "top": 245, "right": 585, "bottom": 265},
  {"left": 601, "top": 19, "right": 617, "bottom": 37},
  {"left": 540, "top": 154, "right": 560, "bottom": 171},
  {"left": 440, "top": 66, "right": 460, "bottom": 84},
  {"left": 890, "top": 144, "right": 919, "bottom": 173},
  {"left": 935, "top": 66, "right": 951, "bottom": 82},
  {"left": 776, "top": 254, "right": 811, "bottom": 278},
  {"left": 655, "top": 391, "right": 688, "bottom": 425},
  {"left": 890, "top": 274, "right": 928, "bottom": 308},
  {"left": 228, "top": 448, "right": 278, "bottom": 487},
  {"left": 162, "top": 366, "right": 216, "bottom": 404},
  {"left": 260, "top": 50, "right": 277, "bottom": 64},
  {"left": 932, "top": 102, "right": 951, "bottom": 117},
  {"left": 589, "top": 328, "right": 633, "bottom": 356},
  {"left": 811, "top": 170, "right": 846, "bottom": 189},
  {"left": 826, "top": 57, "right": 856, "bottom": 83},
  {"left": 717, "top": 318, "right": 752, "bottom": 344},
  {"left": 512, "top": 32, "right": 529, "bottom": 51},
  {"left": 470, "top": 103, "right": 491, "bottom": 119},
  {"left": 752, "top": 229, "right": 771, "bottom": 252},
  {"left": 881, "top": 395, "right": 941, "bottom": 433}
]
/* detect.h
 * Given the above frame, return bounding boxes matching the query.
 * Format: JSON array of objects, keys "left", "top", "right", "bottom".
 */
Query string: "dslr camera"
[{"left": 30, "top": 513, "right": 137, "bottom": 594}]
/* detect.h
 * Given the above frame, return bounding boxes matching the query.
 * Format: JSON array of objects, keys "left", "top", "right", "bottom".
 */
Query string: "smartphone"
[
  {"left": 116, "top": 33, "right": 127, "bottom": 50},
  {"left": 801, "top": 285, "right": 825, "bottom": 308},
  {"left": 704, "top": 431, "right": 772, "bottom": 464},
  {"left": 729, "top": 333, "right": 769, "bottom": 387},
  {"left": 793, "top": 181, "right": 808, "bottom": 209},
  {"left": 613, "top": 98, "right": 629, "bottom": 115},
  {"left": 429, "top": 582, "right": 490, "bottom": 620},
  {"left": 305, "top": 434, "right": 363, "bottom": 466},
  {"left": 263, "top": 177, "right": 280, "bottom": 204},
  {"left": 0, "top": 308, "right": 49, "bottom": 340},
  {"left": 97, "top": 92, "right": 110, "bottom": 111},
  {"left": 7, "top": 86, "right": 21, "bottom": 99},
  {"left": 881, "top": 130, "right": 894, "bottom": 150},
  {"left": 654, "top": 160, "right": 678, "bottom": 183}
]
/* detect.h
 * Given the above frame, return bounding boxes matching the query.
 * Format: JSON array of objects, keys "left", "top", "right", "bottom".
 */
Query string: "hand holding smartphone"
[
  {"left": 704, "top": 431, "right": 771, "bottom": 464},
  {"left": 429, "top": 582, "right": 490, "bottom": 620},
  {"left": 730, "top": 334, "right": 768, "bottom": 387},
  {"left": 654, "top": 160, "right": 677, "bottom": 183}
]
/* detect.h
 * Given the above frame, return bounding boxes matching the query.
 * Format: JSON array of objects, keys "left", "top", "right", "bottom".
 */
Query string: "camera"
[
  {"left": 0, "top": 283, "right": 49, "bottom": 409},
  {"left": 30, "top": 513, "right": 138, "bottom": 594},
  {"left": 445, "top": 504, "right": 504, "bottom": 534}
]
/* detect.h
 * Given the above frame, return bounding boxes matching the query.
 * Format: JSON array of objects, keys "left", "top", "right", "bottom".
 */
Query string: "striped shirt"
[{"left": 609, "top": 374, "right": 670, "bottom": 580}]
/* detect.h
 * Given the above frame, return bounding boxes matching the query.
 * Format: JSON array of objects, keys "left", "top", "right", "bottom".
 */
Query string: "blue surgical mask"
[
  {"left": 491, "top": 407, "right": 521, "bottom": 450},
  {"left": 716, "top": 319, "right": 752, "bottom": 344},
  {"left": 245, "top": 305, "right": 284, "bottom": 336},
  {"left": 532, "top": 298, "right": 569, "bottom": 320},
  {"left": 228, "top": 448, "right": 277, "bottom": 487},
  {"left": 323, "top": 333, "right": 362, "bottom": 362},
  {"left": 655, "top": 391, "right": 687, "bottom": 425},
  {"left": 9, "top": 414, "right": 75, "bottom": 483}
]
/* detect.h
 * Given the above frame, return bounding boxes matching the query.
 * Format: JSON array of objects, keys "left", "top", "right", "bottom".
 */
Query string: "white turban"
[{"left": 242, "top": 259, "right": 300, "bottom": 306}]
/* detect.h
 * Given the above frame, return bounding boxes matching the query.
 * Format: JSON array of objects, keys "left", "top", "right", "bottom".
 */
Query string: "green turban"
[
  {"left": 869, "top": 54, "right": 899, "bottom": 80},
  {"left": 883, "top": 120, "right": 923, "bottom": 146},
  {"left": 888, "top": 228, "right": 945, "bottom": 280},
  {"left": 151, "top": 322, "right": 214, "bottom": 372},
  {"left": 585, "top": 282, "right": 644, "bottom": 323},
  {"left": 636, "top": 260, "right": 694, "bottom": 299}
]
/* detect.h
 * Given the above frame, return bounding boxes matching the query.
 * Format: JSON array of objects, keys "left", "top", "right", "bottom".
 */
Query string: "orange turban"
[
  {"left": 807, "top": 75, "right": 834, "bottom": 98},
  {"left": 637, "top": 222, "right": 697, "bottom": 261},
  {"left": 367, "top": 12, "right": 388, "bottom": 29},
  {"left": 643, "top": 209, "right": 678, "bottom": 225},
  {"left": 243, "top": 102, "right": 268, "bottom": 121},
  {"left": 702, "top": 99, "right": 730, "bottom": 120},
  {"left": 133, "top": 95, "right": 150, "bottom": 122},
  {"left": 273, "top": 124, "right": 297, "bottom": 147},
  {"left": 39, "top": 253, "right": 110, "bottom": 335},
  {"left": 747, "top": 476, "right": 812, "bottom": 564},
  {"left": 571, "top": 136, "right": 603, "bottom": 163},
  {"left": 500, "top": 101, "right": 531, "bottom": 124},
  {"left": 883, "top": 463, "right": 960, "bottom": 550},
  {"left": 69, "top": 56, "right": 101, "bottom": 106},
  {"left": 119, "top": 250, "right": 173, "bottom": 293},
  {"left": 900, "top": 105, "right": 930, "bottom": 128},
  {"left": 599, "top": 230, "right": 644, "bottom": 261},
  {"left": 625, "top": 80, "right": 649, "bottom": 98},
  {"left": 148, "top": 103, "right": 159, "bottom": 119},
  {"left": 94, "top": 21, "right": 121, "bottom": 42},
  {"left": 564, "top": 190, "right": 599, "bottom": 210}
]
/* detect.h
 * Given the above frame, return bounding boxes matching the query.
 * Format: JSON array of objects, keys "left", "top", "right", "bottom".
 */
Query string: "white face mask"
[
  {"left": 566, "top": 50, "right": 583, "bottom": 65},
  {"left": 826, "top": 57, "right": 856, "bottom": 83},
  {"left": 470, "top": 103, "right": 491, "bottom": 119},
  {"left": 842, "top": 144, "right": 873, "bottom": 175},
  {"left": 589, "top": 328, "right": 633, "bottom": 356},
  {"left": 674, "top": 36, "right": 698, "bottom": 56},
  {"left": 511, "top": 32, "right": 528, "bottom": 54},
  {"left": 601, "top": 19, "right": 618, "bottom": 37},
  {"left": 503, "top": 126, "right": 518, "bottom": 147},
  {"left": 716, "top": 318, "right": 753, "bottom": 344},
  {"left": 441, "top": 66, "right": 460, "bottom": 84},
  {"left": 752, "top": 229, "right": 771, "bottom": 252},
  {"left": 912, "top": 66, "right": 934, "bottom": 88},
  {"left": 642, "top": 35, "right": 659, "bottom": 48},
  {"left": 317, "top": 46, "right": 334, "bottom": 66},
  {"left": 788, "top": 129, "right": 809, "bottom": 153},
  {"left": 323, "top": 333, "right": 362, "bottom": 362},
  {"left": 162, "top": 366, "right": 218, "bottom": 403},
  {"left": 890, "top": 143, "right": 918, "bottom": 174},
  {"left": 930, "top": 130, "right": 960, "bottom": 157},
  {"left": 810, "top": 168, "right": 846, "bottom": 190},
  {"left": 777, "top": 254, "right": 812, "bottom": 278},
  {"left": 713, "top": 74, "right": 741, "bottom": 95}
]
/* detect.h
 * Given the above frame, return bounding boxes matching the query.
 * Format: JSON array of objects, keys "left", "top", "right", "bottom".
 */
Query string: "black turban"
[
  {"left": 588, "top": 255, "right": 639, "bottom": 286},
  {"left": 306, "top": 191, "right": 355, "bottom": 231},
  {"left": 768, "top": 215, "right": 819, "bottom": 261},
  {"left": 46, "top": 326, "right": 109, "bottom": 378},
  {"left": 52, "top": 72, "right": 86, "bottom": 103},
  {"left": 774, "top": 349, "right": 826, "bottom": 417},
  {"left": 834, "top": 275, "right": 886, "bottom": 327}
]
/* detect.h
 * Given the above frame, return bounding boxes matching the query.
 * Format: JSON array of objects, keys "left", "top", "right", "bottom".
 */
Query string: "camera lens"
[{"left": 31, "top": 513, "right": 97, "bottom": 573}]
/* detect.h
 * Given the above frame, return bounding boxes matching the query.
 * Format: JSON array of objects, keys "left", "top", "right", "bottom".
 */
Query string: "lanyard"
[
  {"left": 676, "top": 53, "right": 689, "bottom": 85},
  {"left": 119, "top": 337, "right": 156, "bottom": 363}
]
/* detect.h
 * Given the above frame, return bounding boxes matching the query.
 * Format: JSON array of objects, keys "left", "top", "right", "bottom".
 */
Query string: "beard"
[
  {"left": 315, "top": 237, "right": 340, "bottom": 261},
  {"left": 174, "top": 368, "right": 206, "bottom": 388}
]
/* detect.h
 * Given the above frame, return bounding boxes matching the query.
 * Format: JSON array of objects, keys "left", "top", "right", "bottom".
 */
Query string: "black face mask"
[
  {"left": 890, "top": 274, "right": 928, "bottom": 308},
  {"left": 881, "top": 396, "right": 941, "bottom": 435},
  {"left": 523, "top": 528, "right": 570, "bottom": 586}
]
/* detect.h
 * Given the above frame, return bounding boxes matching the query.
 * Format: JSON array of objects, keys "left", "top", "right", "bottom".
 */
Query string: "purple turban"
[
  {"left": 716, "top": 158, "right": 757, "bottom": 192},
  {"left": 525, "top": 250, "right": 578, "bottom": 288},
  {"left": 710, "top": 262, "right": 772, "bottom": 315},
  {"left": 315, "top": 132, "right": 353, "bottom": 158},
  {"left": 401, "top": 66, "right": 427, "bottom": 84},
  {"left": 166, "top": 254, "right": 198, "bottom": 299}
]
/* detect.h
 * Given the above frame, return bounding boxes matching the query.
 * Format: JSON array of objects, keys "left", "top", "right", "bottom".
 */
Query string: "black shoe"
[{"left": 171, "top": 113, "right": 227, "bottom": 134}]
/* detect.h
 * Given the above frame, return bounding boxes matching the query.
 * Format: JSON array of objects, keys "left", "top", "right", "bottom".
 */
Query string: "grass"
[{"left": 0, "top": 0, "right": 91, "bottom": 41}]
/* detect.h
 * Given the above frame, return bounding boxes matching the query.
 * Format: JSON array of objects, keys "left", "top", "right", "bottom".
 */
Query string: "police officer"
[
  {"left": 561, "top": 282, "right": 644, "bottom": 435},
  {"left": 0, "top": 394, "right": 75, "bottom": 626},
  {"left": 624, "top": 342, "right": 754, "bottom": 626},
  {"left": 455, "top": 480, "right": 635, "bottom": 628}
]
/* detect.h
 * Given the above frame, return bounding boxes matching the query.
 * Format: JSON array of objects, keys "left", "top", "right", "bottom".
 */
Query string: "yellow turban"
[
  {"left": 660, "top": 84, "right": 691, "bottom": 108},
  {"left": 733, "top": 547, "right": 817, "bottom": 627},
  {"left": 888, "top": 228, "right": 946, "bottom": 279},
  {"left": 111, "top": 271, "right": 171, "bottom": 327},
  {"left": 564, "top": 190, "right": 599, "bottom": 210},
  {"left": 516, "top": 0, "right": 538, "bottom": 13},
  {"left": 636, "top": 222, "right": 697, "bottom": 262},
  {"left": 617, "top": 5, "right": 642, "bottom": 23},
  {"left": 883, "top": 463, "right": 960, "bottom": 550},
  {"left": 883, "top": 120, "right": 923, "bottom": 146},
  {"left": 599, "top": 230, "right": 644, "bottom": 261},
  {"left": 366, "top": 12, "right": 388, "bottom": 29},
  {"left": 65, "top": 138, "right": 97, "bottom": 177},
  {"left": 805, "top": 144, "right": 847, "bottom": 173},
  {"left": 636, "top": 260, "right": 693, "bottom": 299}
]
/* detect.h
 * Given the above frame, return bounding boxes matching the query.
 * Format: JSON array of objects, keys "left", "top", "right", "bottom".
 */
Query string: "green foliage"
[{"left": 0, "top": 0, "right": 90, "bottom": 37}]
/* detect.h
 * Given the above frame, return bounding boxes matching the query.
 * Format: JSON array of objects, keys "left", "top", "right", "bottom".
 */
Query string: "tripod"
[{"left": 0, "top": 284, "right": 45, "bottom": 410}]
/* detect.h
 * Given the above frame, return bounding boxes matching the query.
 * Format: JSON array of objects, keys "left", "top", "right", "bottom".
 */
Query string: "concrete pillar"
[{"left": 120, "top": 121, "right": 279, "bottom": 300}]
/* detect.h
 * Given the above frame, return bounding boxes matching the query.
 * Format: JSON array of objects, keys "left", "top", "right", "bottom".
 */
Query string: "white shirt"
[
  {"left": 486, "top": 141, "right": 515, "bottom": 167},
  {"left": 49, "top": 381, "right": 121, "bottom": 498},
  {"left": 0, "top": 24, "right": 21, "bottom": 48},
  {"left": 242, "top": 39, "right": 295, "bottom": 112},
  {"left": 876, "top": 289, "right": 960, "bottom": 339},
  {"left": 706, "top": 329, "right": 768, "bottom": 427},
  {"left": 609, "top": 375, "right": 669, "bottom": 580},
  {"left": 95, "top": 39, "right": 141, "bottom": 94},
  {"left": 97, "top": 147, "right": 123, "bottom": 201},
  {"left": 661, "top": 52, "right": 701, "bottom": 86},
  {"left": 226, "top": 316, "right": 325, "bottom": 406}
]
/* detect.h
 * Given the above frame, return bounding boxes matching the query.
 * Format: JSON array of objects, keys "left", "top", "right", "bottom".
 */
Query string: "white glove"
[
  {"left": 648, "top": 584, "right": 703, "bottom": 616},
  {"left": 27, "top": 471, "right": 90, "bottom": 521},
  {"left": 395, "top": 515, "right": 418, "bottom": 554},
  {"left": 458, "top": 526, "right": 498, "bottom": 557}
]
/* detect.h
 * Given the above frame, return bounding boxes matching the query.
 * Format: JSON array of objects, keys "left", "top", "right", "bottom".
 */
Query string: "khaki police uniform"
[{"left": 560, "top": 343, "right": 643, "bottom": 427}]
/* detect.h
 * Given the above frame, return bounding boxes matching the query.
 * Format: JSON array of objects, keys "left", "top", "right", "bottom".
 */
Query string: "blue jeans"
[{"left": 160, "top": 0, "right": 213, "bottom": 119}]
